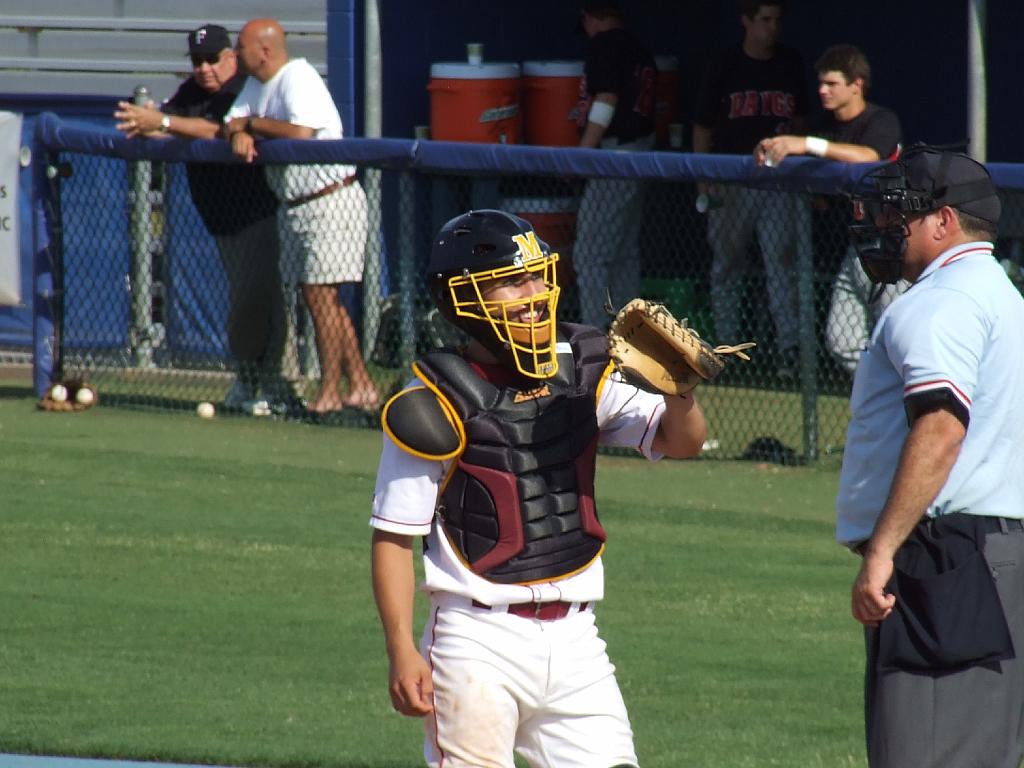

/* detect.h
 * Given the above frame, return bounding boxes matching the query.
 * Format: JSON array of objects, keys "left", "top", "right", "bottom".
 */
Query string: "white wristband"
[
  {"left": 587, "top": 100, "right": 615, "bottom": 128},
  {"left": 805, "top": 136, "right": 829, "bottom": 157}
]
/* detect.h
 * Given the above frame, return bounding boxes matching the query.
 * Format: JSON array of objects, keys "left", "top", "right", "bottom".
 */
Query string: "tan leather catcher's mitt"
[
  {"left": 607, "top": 298, "right": 755, "bottom": 395},
  {"left": 36, "top": 380, "right": 99, "bottom": 412}
]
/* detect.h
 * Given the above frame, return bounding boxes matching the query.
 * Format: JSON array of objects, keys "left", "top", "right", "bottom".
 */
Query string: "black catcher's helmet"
[
  {"left": 427, "top": 209, "right": 561, "bottom": 379},
  {"left": 850, "top": 144, "right": 1000, "bottom": 289}
]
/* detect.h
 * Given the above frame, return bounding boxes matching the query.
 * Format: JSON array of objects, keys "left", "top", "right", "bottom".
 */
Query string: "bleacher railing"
[{"left": 31, "top": 112, "right": 1024, "bottom": 461}]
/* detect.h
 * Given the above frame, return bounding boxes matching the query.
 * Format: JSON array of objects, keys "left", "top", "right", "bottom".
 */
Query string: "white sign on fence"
[{"left": 0, "top": 111, "right": 23, "bottom": 306}]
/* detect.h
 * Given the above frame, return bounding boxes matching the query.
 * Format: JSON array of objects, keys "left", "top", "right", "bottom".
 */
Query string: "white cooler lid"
[
  {"left": 522, "top": 60, "right": 584, "bottom": 77},
  {"left": 500, "top": 196, "right": 580, "bottom": 214},
  {"left": 655, "top": 55, "right": 679, "bottom": 72},
  {"left": 430, "top": 62, "right": 520, "bottom": 79}
]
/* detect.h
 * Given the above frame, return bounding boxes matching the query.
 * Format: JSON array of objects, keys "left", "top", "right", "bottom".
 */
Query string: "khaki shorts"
[{"left": 277, "top": 181, "right": 368, "bottom": 285}]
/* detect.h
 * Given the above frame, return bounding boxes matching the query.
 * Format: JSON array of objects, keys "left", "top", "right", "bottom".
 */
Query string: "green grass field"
[{"left": 0, "top": 387, "right": 868, "bottom": 767}]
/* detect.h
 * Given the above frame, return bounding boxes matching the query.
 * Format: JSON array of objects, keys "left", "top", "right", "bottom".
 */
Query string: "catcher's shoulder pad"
[{"left": 381, "top": 385, "right": 464, "bottom": 461}]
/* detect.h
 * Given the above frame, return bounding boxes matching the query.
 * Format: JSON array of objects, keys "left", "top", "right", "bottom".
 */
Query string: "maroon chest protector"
[{"left": 415, "top": 323, "right": 611, "bottom": 584}]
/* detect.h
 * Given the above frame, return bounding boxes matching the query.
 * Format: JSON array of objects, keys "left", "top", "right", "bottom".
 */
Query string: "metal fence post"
[
  {"left": 795, "top": 194, "right": 818, "bottom": 462},
  {"left": 396, "top": 170, "right": 417, "bottom": 369},
  {"left": 128, "top": 84, "right": 155, "bottom": 368},
  {"left": 363, "top": 169, "right": 383, "bottom": 359}
]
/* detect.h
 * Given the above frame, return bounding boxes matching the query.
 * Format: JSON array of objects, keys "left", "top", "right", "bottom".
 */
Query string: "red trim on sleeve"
[
  {"left": 904, "top": 378, "right": 971, "bottom": 406},
  {"left": 639, "top": 400, "right": 665, "bottom": 452}
]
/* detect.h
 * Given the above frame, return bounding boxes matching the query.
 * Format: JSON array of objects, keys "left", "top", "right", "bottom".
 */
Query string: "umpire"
[
  {"left": 114, "top": 24, "right": 292, "bottom": 413},
  {"left": 837, "top": 146, "right": 1024, "bottom": 767}
]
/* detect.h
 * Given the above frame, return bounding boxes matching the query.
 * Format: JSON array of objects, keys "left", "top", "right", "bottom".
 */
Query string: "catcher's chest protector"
[{"left": 416, "top": 323, "right": 610, "bottom": 585}]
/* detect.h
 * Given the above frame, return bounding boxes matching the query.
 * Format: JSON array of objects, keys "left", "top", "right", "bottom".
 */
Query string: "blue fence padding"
[
  {"left": 36, "top": 112, "right": 1024, "bottom": 192},
  {"left": 59, "top": 154, "right": 131, "bottom": 351},
  {"left": 31, "top": 168, "right": 55, "bottom": 396},
  {"left": 30, "top": 132, "right": 58, "bottom": 396},
  {"left": 163, "top": 164, "right": 230, "bottom": 361},
  {"left": 987, "top": 163, "right": 1024, "bottom": 188},
  {"left": 34, "top": 113, "right": 418, "bottom": 168}
]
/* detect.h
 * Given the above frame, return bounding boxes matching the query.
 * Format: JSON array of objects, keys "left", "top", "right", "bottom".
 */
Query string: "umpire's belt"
[
  {"left": 852, "top": 516, "right": 1024, "bottom": 555},
  {"left": 286, "top": 175, "right": 356, "bottom": 208},
  {"left": 471, "top": 598, "right": 590, "bottom": 621}
]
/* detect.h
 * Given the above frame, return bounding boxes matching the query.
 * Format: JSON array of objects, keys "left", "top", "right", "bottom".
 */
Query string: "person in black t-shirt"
[
  {"left": 114, "top": 24, "right": 296, "bottom": 415},
  {"left": 573, "top": 0, "right": 656, "bottom": 328},
  {"left": 755, "top": 44, "right": 906, "bottom": 375},
  {"left": 693, "top": 0, "right": 808, "bottom": 378}
]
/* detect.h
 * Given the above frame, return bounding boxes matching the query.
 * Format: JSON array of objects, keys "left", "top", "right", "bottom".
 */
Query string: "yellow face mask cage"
[{"left": 446, "top": 253, "right": 561, "bottom": 379}]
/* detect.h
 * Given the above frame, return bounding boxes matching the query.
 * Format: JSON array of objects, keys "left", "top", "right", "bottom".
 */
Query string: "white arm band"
[
  {"left": 805, "top": 136, "right": 829, "bottom": 157},
  {"left": 588, "top": 100, "right": 615, "bottom": 128}
]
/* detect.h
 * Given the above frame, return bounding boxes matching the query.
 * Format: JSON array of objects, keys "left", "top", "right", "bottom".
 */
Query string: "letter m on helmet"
[{"left": 511, "top": 231, "right": 545, "bottom": 264}]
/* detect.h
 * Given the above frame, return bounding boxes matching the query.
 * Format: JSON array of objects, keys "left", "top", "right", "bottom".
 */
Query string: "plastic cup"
[{"left": 668, "top": 122, "right": 684, "bottom": 149}]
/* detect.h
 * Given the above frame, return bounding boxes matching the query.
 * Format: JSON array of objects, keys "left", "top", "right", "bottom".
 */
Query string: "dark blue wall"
[
  {"left": 327, "top": 0, "right": 359, "bottom": 139},
  {"left": 331, "top": 0, "right": 1021, "bottom": 161}
]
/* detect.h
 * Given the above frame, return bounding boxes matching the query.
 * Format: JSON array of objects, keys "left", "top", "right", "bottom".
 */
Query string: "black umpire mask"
[
  {"left": 848, "top": 144, "right": 1001, "bottom": 296},
  {"left": 849, "top": 163, "right": 916, "bottom": 291},
  {"left": 849, "top": 205, "right": 910, "bottom": 288}
]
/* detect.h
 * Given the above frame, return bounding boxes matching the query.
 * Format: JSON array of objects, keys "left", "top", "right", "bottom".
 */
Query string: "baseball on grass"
[
  {"left": 196, "top": 401, "right": 216, "bottom": 419},
  {"left": 75, "top": 386, "right": 95, "bottom": 406},
  {"left": 50, "top": 383, "right": 68, "bottom": 402}
]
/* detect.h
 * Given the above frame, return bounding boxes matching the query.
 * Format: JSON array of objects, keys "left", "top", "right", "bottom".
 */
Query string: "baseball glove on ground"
[
  {"left": 607, "top": 298, "right": 755, "bottom": 395},
  {"left": 36, "top": 381, "right": 99, "bottom": 413}
]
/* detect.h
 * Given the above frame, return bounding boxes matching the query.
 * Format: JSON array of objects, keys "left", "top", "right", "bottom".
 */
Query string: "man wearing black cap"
[
  {"left": 114, "top": 24, "right": 294, "bottom": 416},
  {"left": 836, "top": 146, "right": 1024, "bottom": 767},
  {"left": 573, "top": 0, "right": 656, "bottom": 328}
]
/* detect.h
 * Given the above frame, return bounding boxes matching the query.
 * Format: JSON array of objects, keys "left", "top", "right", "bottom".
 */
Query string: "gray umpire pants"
[{"left": 864, "top": 520, "right": 1024, "bottom": 768}]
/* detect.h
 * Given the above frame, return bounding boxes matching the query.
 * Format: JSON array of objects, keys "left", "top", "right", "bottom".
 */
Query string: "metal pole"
[
  {"left": 128, "top": 84, "right": 154, "bottom": 368},
  {"left": 796, "top": 194, "right": 818, "bottom": 462},
  {"left": 397, "top": 171, "right": 417, "bottom": 368},
  {"left": 361, "top": 0, "right": 384, "bottom": 359},
  {"left": 967, "top": 0, "right": 987, "bottom": 161}
]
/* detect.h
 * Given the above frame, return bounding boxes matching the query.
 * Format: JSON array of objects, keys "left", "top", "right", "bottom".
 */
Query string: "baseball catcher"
[
  {"left": 370, "top": 209, "right": 710, "bottom": 768},
  {"left": 607, "top": 298, "right": 755, "bottom": 395}
]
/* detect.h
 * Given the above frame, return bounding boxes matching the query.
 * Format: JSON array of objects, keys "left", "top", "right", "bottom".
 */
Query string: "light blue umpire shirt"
[{"left": 836, "top": 241, "right": 1024, "bottom": 547}]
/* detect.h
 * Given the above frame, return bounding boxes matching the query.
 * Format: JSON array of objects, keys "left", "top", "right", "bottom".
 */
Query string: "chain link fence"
[{"left": 32, "top": 115, "right": 1024, "bottom": 460}]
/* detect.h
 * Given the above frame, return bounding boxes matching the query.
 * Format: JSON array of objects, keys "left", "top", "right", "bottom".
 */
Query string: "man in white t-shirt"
[
  {"left": 371, "top": 209, "right": 708, "bottom": 767},
  {"left": 224, "top": 18, "right": 378, "bottom": 414}
]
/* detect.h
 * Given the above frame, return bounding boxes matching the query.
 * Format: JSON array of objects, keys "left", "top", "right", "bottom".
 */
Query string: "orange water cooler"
[
  {"left": 654, "top": 55, "right": 679, "bottom": 149},
  {"left": 502, "top": 196, "right": 579, "bottom": 286},
  {"left": 521, "top": 60, "right": 583, "bottom": 146},
  {"left": 427, "top": 62, "right": 521, "bottom": 143}
]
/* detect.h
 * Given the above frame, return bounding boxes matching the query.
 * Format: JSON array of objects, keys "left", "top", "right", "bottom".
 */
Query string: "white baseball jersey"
[
  {"left": 836, "top": 241, "right": 1024, "bottom": 546},
  {"left": 225, "top": 58, "right": 354, "bottom": 200},
  {"left": 372, "top": 348, "right": 673, "bottom": 767},
  {"left": 370, "top": 367, "right": 668, "bottom": 607}
]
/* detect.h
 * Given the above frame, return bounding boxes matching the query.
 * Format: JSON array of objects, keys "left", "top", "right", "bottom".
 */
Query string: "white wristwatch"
[{"left": 159, "top": 114, "right": 171, "bottom": 133}]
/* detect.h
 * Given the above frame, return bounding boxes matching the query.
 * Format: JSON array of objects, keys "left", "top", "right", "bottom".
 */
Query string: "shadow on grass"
[
  {"left": 0, "top": 383, "right": 33, "bottom": 398},
  {"left": 96, "top": 392, "right": 382, "bottom": 430}
]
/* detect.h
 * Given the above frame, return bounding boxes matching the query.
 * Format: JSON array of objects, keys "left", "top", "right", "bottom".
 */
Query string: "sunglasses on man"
[{"left": 190, "top": 52, "right": 221, "bottom": 67}]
